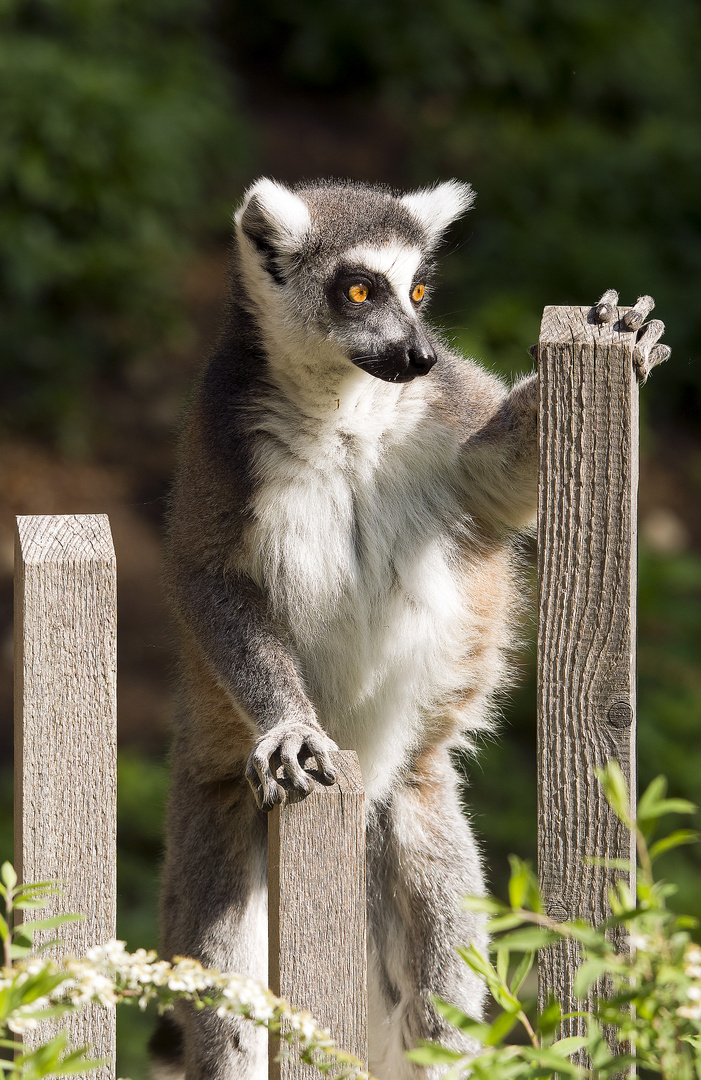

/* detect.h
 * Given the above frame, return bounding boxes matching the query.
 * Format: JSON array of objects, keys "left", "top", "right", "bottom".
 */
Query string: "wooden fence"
[{"left": 12, "top": 305, "right": 639, "bottom": 1076}]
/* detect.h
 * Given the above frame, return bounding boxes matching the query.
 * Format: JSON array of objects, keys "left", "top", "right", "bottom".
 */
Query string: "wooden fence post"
[
  {"left": 14, "top": 514, "right": 117, "bottom": 1079},
  {"left": 536, "top": 307, "right": 638, "bottom": 1039},
  {"left": 268, "top": 750, "right": 367, "bottom": 1080}
]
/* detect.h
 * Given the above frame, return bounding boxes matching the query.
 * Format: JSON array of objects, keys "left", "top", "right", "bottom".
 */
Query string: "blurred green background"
[{"left": 1, "top": 0, "right": 700, "bottom": 1075}]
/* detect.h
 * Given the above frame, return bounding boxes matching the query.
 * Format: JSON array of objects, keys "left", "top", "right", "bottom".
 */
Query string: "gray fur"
[{"left": 155, "top": 177, "right": 539, "bottom": 1080}]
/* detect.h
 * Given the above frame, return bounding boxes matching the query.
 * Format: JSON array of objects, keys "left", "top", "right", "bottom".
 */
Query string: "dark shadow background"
[{"left": 1, "top": 2, "right": 700, "bottom": 1075}]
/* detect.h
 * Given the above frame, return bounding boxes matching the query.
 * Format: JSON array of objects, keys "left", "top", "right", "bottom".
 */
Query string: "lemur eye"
[
  {"left": 411, "top": 283, "right": 426, "bottom": 303},
  {"left": 348, "top": 283, "right": 369, "bottom": 304}
]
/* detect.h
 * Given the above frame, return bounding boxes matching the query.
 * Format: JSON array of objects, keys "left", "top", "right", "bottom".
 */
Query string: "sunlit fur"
[{"left": 155, "top": 178, "right": 538, "bottom": 1080}]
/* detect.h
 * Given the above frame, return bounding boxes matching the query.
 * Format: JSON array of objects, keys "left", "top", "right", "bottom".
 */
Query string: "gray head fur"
[{"left": 233, "top": 178, "right": 475, "bottom": 384}]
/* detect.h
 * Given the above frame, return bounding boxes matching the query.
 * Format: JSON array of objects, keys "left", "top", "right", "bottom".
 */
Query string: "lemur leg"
[
  {"left": 366, "top": 749, "right": 488, "bottom": 1080},
  {"left": 152, "top": 765, "right": 268, "bottom": 1080}
]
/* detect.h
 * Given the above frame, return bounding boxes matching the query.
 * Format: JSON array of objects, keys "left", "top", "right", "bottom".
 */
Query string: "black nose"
[{"left": 406, "top": 346, "right": 437, "bottom": 376}]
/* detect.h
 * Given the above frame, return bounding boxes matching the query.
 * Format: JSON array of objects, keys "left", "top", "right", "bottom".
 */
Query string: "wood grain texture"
[
  {"left": 14, "top": 515, "right": 117, "bottom": 1079},
  {"left": 268, "top": 751, "right": 366, "bottom": 1080},
  {"left": 537, "top": 307, "right": 638, "bottom": 1042}
]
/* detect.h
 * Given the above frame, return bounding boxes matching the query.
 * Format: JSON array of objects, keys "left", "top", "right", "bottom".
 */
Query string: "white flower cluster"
[
  {"left": 678, "top": 943, "right": 701, "bottom": 1022},
  {"left": 3, "top": 941, "right": 368, "bottom": 1080}
]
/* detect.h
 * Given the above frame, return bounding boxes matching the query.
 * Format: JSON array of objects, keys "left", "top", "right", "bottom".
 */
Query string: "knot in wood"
[
  {"left": 545, "top": 899, "right": 569, "bottom": 922},
  {"left": 607, "top": 700, "right": 633, "bottom": 728}
]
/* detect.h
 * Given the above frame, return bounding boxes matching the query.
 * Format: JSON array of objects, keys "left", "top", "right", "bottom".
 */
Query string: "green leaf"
[
  {"left": 650, "top": 797, "right": 697, "bottom": 817},
  {"left": 507, "top": 856, "right": 529, "bottom": 909},
  {"left": 507, "top": 856, "right": 542, "bottom": 913},
  {"left": 13, "top": 898, "right": 56, "bottom": 911},
  {"left": 456, "top": 945, "right": 498, "bottom": 982},
  {"left": 485, "top": 1009, "right": 520, "bottom": 1046},
  {"left": 496, "top": 946, "right": 509, "bottom": 985},
  {"left": 582, "top": 856, "right": 633, "bottom": 872},
  {"left": 596, "top": 761, "right": 631, "bottom": 825},
  {"left": 636, "top": 774, "right": 668, "bottom": 821},
  {"left": 9, "top": 943, "right": 32, "bottom": 960},
  {"left": 405, "top": 1042, "right": 464, "bottom": 1065},
  {"left": 18, "top": 914, "right": 82, "bottom": 932},
  {"left": 574, "top": 957, "right": 613, "bottom": 997},
  {"left": 536, "top": 996, "right": 561, "bottom": 1037},
  {"left": 510, "top": 950, "right": 534, "bottom": 995},
  {"left": 1, "top": 864, "right": 17, "bottom": 893},
  {"left": 525, "top": 1047, "right": 583, "bottom": 1074},
  {"left": 13, "top": 882, "right": 59, "bottom": 894},
  {"left": 462, "top": 896, "right": 506, "bottom": 915},
  {"left": 433, "top": 997, "right": 484, "bottom": 1034},
  {"left": 455, "top": 947, "right": 520, "bottom": 1011},
  {"left": 549, "top": 1035, "right": 588, "bottom": 1057},
  {"left": 649, "top": 830, "right": 700, "bottom": 861},
  {"left": 487, "top": 913, "right": 529, "bottom": 933},
  {"left": 488, "top": 926, "right": 555, "bottom": 952}
]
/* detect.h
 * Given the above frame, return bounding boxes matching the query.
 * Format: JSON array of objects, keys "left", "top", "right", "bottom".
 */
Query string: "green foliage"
[
  {"left": 0, "top": 0, "right": 247, "bottom": 448},
  {"left": 0, "top": 864, "right": 99, "bottom": 1079},
  {"left": 413, "top": 763, "right": 701, "bottom": 1079}
]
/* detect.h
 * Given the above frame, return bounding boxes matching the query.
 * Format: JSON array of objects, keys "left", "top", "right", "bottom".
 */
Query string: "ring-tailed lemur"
[{"left": 152, "top": 178, "right": 669, "bottom": 1080}]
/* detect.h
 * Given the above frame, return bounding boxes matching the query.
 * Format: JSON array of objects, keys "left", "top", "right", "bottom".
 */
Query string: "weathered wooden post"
[
  {"left": 14, "top": 514, "right": 117, "bottom": 1079},
  {"left": 268, "top": 751, "right": 367, "bottom": 1080},
  {"left": 536, "top": 307, "right": 638, "bottom": 1039}
]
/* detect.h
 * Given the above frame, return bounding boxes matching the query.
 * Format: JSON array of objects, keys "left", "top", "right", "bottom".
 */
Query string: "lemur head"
[{"left": 234, "top": 178, "right": 474, "bottom": 384}]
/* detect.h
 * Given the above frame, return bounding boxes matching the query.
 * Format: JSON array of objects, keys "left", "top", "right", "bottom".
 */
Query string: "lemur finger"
[
  {"left": 635, "top": 318, "right": 665, "bottom": 350},
  {"left": 245, "top": 753, "right": 285, "bottom": 811},
  {"left": 305, "top": 735, "right": 338, "bottom": 785},
  {"left": 623, "top": 294, "right": 655, "bottom": 331},
  {"left": 528, "top": 344, "right": 537, "bottom": 360},
  {"left": 634, "top": 343, "right": 671, "bottom": 384},
  {"left": 632, "top": 317, "right": 668, "bottom": 383},
  {"left": 594, "top": 289, "right": 619, "bottom": 324},
  {"left": 278, "top": 741, "right": 313, "bottom": 793}
]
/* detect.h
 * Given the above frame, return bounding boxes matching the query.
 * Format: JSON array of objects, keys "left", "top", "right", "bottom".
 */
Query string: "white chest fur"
[{"left": 244, "top": 383, "right": 472, "bottom": 800}]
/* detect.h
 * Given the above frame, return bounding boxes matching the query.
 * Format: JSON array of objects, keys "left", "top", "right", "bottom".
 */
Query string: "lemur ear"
[
  {"left": 235, "top": 178, "right": 311, "bottom": 262},
  {"left": 400, "top": 180, "right": 475, "bottom": 247}
]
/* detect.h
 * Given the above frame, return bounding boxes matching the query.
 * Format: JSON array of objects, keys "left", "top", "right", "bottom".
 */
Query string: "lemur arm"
[
  {"left": 459, "top": 373, "right": 538, "bottom": 532},
  {"left": 172, "top": 565, "right": 337, "bottom": 810}
]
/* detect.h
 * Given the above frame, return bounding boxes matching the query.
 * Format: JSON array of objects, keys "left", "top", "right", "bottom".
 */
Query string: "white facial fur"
[
  {"left": 400, "top": 179, "right": 475, "bottom": 246},
  {"left": 342, "top": 242, "right": 424, "bottom": 314}
]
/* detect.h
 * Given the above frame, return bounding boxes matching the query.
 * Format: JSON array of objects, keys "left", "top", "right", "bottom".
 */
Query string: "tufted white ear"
[
  {"left": 234, "top": 178, "right": 311, "bottom": 255},
  {"left": 400, "top": 180, "right": 475, "bottom": 247}
]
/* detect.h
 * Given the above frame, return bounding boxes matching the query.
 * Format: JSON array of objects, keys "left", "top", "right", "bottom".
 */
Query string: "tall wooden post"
[
  {"left": 268, "top": 751, "right": 367, "bottom": 1080},
  {"left": 14, "top": 514, "right": 117, "bottom": 1079},
  {"left": 536, "top": 307, "right": 638, "bottom": 1037}
]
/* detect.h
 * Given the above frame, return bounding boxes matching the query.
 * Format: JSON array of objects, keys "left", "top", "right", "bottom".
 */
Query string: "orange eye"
[
  {"left": 348, "top": 283, "right": 369, "bottom": 303},
  {"left": 411, "top": 283, "right": 426, "bottom": 303}
]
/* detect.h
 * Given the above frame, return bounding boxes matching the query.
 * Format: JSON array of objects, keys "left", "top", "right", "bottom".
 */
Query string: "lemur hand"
[
  {"left": 593, "top": 290, "right": 671, "bottom": 383},
  {"left": 245, "top": 720, "right": 339, "bottom": 812}
]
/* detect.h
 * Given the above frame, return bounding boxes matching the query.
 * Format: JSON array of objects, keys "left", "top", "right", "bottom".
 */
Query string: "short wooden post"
[
  {"left": 14, "top": 514, "right": 117, "bottom": 1079},
  {"left": 536, "top": 307, "right": 638, "bottom": 1040},
  {"left": 268, "top": 750, "right": 367, "bottom": 1080}
]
